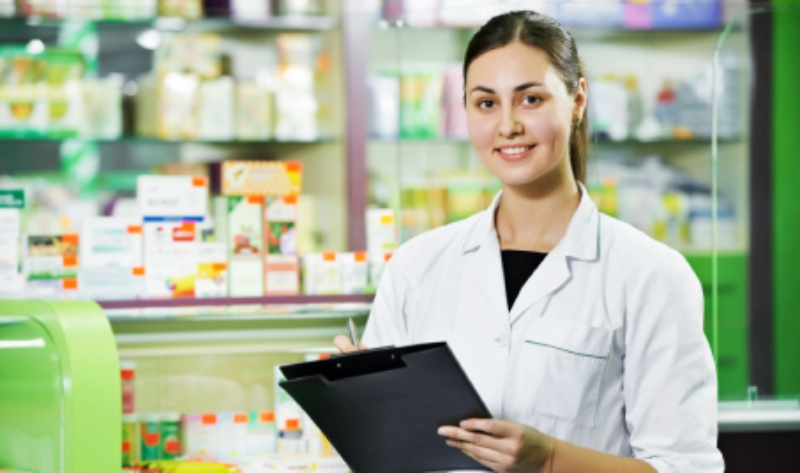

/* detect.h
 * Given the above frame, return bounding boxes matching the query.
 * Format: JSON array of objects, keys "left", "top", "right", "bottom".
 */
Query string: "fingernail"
[
  {"left": 446, "top": 440, "right": 456, "bottom": 447},
  {"left": 438, "top": 427, "right": 448, "bottom": 436}
]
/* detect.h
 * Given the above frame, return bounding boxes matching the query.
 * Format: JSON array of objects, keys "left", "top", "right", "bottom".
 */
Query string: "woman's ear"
[{"left": 573, "top": 78, "right": 588, "bottom": 124}]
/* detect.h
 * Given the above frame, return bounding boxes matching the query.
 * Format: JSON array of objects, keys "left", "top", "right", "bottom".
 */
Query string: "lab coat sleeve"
[
  {"left": 361, "top": 245, "right": 411, "bottom": 348},
  {"left": 623, "top": 249, "right": 724, "bottom": 473}
]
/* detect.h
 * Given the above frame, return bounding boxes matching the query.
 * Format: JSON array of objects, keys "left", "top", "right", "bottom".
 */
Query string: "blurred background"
[{"left": 0, "top": 0, "right": 799, "bottom": 472}]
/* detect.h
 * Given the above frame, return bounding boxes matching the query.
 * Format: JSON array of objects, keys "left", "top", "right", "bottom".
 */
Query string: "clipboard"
[{"left": 279, "top": 342, "right": 493, "bottom": 473}]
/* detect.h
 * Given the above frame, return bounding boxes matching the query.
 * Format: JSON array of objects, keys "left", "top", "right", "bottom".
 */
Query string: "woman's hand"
[
  {"left": 438, "top": 419, "right": 554, "bottom": 473},
  {"left": 333, "top": 335, "right": 366, "bottom": 353}
]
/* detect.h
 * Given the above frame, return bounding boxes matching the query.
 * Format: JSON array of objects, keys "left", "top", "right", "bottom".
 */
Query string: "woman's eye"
[
  {"left": 522, "top": 95, "right": 541, "bottom": 106},
  {"left": 477, "top": 100, "right": 495, "bottom": 110}
]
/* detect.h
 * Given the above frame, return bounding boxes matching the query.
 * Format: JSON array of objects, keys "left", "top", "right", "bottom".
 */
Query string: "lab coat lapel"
[
  {"left": 509, "top": 185, "right": 600, "bottom": 326},
  {"left": 459, "top": 193, "right": 508, "bottom": 322}
]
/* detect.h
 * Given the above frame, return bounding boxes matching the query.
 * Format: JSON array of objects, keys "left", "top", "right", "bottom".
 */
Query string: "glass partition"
[
  {"left": 712, "top": 4, "right": 800, "bottom": 405},
  {"left": 367, "top": 0, "right": 743, "bottom": 397},
  {"left": 0, "top": 315, "right": 64, "bottom": 472}
]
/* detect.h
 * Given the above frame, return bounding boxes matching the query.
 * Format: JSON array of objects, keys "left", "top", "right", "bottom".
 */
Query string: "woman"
[{"left": 335, "top": 10, "right": 723, "bottom": 473}]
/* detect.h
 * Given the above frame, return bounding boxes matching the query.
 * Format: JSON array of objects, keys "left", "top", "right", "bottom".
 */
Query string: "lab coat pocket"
[{"left": 523, "top": 317, "right": 611, "bottom": 428}]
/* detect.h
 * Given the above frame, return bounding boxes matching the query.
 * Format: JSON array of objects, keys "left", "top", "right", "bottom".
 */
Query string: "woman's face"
[{"left": 465, "top": 41, "right": 586, "bottom": 188}]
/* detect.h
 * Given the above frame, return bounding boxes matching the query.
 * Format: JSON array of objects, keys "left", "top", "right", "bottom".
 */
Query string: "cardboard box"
[
  {"left": 222, "top": 160, "right": 302, "bottom": 197},
  {"left": 198, "top": 77, "right": 235, "bottom": 141},
  {"left": 264, "top": 196, "right": 298, "bottom": 255},
  {"left": 366, "top": 208, "right": 397, "bottom": 258},
  {"left": 24, "top": 234, "right": 80, "bottom": 298},
  {"left": 264, "top": 254, "right": 299, "bottom": 295},
  {"left": 340, "top": 251, "right": 369, "bottom": 295},
  {"left": 143, "top": 221, "right": 198, "bottom": 299},
  {"left": 137, "top": 175, "right": 209, "bottom": 222},
  {"left": 196, "top": 242, "right": 228, "bottom": 298},
  {"left": 79, "top": 217, "right": 145, "bottom": 300},
  {"left": 227, "top": 196, "right": 264, "bottom": 297},
  {"left": 236, "top": 81, "right": 273, "bottom": 140}
]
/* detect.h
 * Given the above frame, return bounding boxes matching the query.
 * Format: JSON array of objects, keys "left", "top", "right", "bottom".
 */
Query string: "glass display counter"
[{"left": 0, "top": 300, "right": 119, "bottom": 473}]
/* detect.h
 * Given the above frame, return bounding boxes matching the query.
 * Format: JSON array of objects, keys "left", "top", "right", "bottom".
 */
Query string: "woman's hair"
[{"left": 463, "top": 10, "right": 588, "bottom": 184}]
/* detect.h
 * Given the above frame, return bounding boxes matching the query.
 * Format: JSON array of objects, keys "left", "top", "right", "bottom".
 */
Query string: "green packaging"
[
  {"left": 160, "top": 413, "right": 182, "bottom": 459},
  {"left": 139, "top": 414, "right": 162, "bottom": 460},
  {"left": 122, "top": 414, "right": 138, "bottom": 466}
]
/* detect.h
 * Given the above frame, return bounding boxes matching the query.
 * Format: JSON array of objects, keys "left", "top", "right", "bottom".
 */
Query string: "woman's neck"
[{"left": 495, "top": 174, "right": 581, "bottom": 253}]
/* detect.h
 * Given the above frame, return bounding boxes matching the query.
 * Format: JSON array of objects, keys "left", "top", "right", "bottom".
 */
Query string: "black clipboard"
[{"left": 279, "top": 342, "right": 493, "bottom": 473}]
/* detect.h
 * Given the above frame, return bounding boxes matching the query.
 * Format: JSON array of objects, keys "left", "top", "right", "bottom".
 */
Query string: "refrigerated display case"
[{"left": 0, "top": 300, "right": 119, "bottom": 472}]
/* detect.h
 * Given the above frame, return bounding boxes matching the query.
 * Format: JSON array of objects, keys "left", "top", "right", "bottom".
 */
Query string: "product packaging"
[
  {"left": 366, "top": 208, "right": 397, "bottom": 259},
  {"left": 222, "top": 160, "right": 302, "bottom": 197},
  {"left": 121, "top": 361, "right": 136, "bottom": 415},
  {"left": 122, "top": 414, "right": 139, "bottom": 466},
  {"left": 137, "top": 175, "right": 209, "bottom": 222},
  {"left": 236, "top": 81, "right": 273, "bottom": 140},
  {"left": 198, "top": 77, "right": 235, "bottom": 141},
  {"left": 548, "top": 0, "right": 623, "bottom": 28},
  {"left": 79, "top": 218, "right": 145, "bottom": 300},
  {"left": 156, "top": 72, "right": 200, "bottom": 140},
  {"left": 24, "top": 234, "right": 80, "bottom": 298},
  {"left": 0, "top": 190, "right": 23, "bottom": 297},
  {"left": 160, "top": 412, "right": 182, "bottom": 460},
  {"left": 158, "top": 0, "right": 203, "bottom": 19},
  {"left": 246, "top": 411, "right": 277, "bottom": 455},
  {"left": 227, "top": 196, "right": 264, "bottom": 297},
  {"left": 182, "top": 413, "right": 218, "bottom": 460},
  {"left": 217, "top": 412, "right": 250, "bottom": 463},
  {"left": 196, "top": 242, "right": 228, "bottom": 298},
  {"left": 143, "top": 221, "right": 198, "bottom": 298},
  {"left": 339, "top": 251, "right": 368, "bottom": 295},
  {"left": 139, "top": 414, "right": 162, "bottom": 461},
  {"left": 80, "top": 77, "right": 123, "bottom": 139},
  {"left": 370, "top": 251, "right": 394, "bottom": 288},
  {"left": 155, "top": 34, "right": 222, "bottom": 79},
  {"left": 276, "top": 418, "right": 304, "bottom": 455},
  {"left": 264, "top": 196, "right": 298, "bottom": 255},
  {"left": 368, "top": 74, "right": 399, "bottom": 139},
  {"left": 264, "top": 255, "right": 300, "bottom": 295},
  {"left": 274, "top": 365, "right": 305, "bottom": 438}
]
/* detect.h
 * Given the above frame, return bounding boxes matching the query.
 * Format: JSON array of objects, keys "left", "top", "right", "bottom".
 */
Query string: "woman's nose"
[{"left": 498, "top": 109, "right": 523, "bottom": 138}]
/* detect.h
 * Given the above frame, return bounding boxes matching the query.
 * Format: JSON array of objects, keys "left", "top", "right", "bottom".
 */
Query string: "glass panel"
[
  {"left": 713, "top": 4, "right": 800, "bottom": 404},
  {"left": 0, "top": 315, "right": 64, "bottom": 472},
  {"left": 370, "top": 0, "right": 739, "bottom": 396}
]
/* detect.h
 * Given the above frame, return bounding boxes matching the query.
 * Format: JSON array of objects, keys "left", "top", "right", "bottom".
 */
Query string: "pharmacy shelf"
[
  {"left": 369, "top": 136, "right": 740, "bottom": 146},
  {"left": 97, "top": 294, "right": 375, "bottom": 310},
  {"left": 0, "top": 136, "right": 338, "bottom": 145},
  {"left": 0, "top": 14, "right": 339, "bottom": 32}
]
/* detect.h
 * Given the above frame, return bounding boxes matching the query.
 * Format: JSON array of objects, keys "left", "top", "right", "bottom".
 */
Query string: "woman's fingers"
[
  {"left": 447, "top": 438, "right": 510, "bottom": 469},
  {"left": 438, "top": 426, "right": 512, "bottom": 455},
  {"left": 333, "top": 335, "right": 356, "bottom": 353},
  {"left": 333, "top": 335, "right": 368, "bottom": 353}
]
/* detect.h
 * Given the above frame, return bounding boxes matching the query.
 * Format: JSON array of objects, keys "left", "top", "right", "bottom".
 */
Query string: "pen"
[{"left": 348, "top": 317, "right": 360, "bottom": 348}]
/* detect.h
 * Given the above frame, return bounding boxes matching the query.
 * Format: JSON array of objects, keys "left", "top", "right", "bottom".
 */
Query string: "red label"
[
  {"left": 144, "top": 432, "right": 160, "bottom": 447},
  {"left": 164, "top": 439, "right": 181, "bottom": 454},
  {"left": 260, "top": 411, "right": 275, "bottom": 423},
  {"left": 62, "top": 234, "right": 79, "bottom": 245},
  {"left": 62, "top": 255, "right": 78, "bottom": 267},
  {"left": 192, "top": 176, "right": 208, "bottom": 187},
  {"left": 284, "top": 195, "right": 298, "bottom": 204},
  {"left": 247, "top": 195, "right": 264, "bottom": 205},
  {"left": 322, "top": 251, "right": 337, "bottom": 262},
  {"left": 354, "top": 251, "right": 367, "bottom": 262},
  {"left": 62, "top": 278, "right": 78, "bottom": 290},
  {"left": 286, "top": 162, "right": 302, "bottom": 172},
  {"left": 122, "top": 440, "right": 131, "bottom": 453},
  {"left": 127, "top": 225, "right": 142, "bottom": 234},
  {"left": 132, "top": 267, "right": 145, "bottom": 276},
  {"left": 234, "top": 413, "right": 248, "bottom": 424},
  {"left": 172, "top": 226, "right": 194, "bottom": 242}
]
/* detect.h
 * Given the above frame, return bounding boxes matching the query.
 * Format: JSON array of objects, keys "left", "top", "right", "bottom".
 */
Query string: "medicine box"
[
  {"left": 143, "top": 221, "right": 198, "bottom": 299},
  {"left": 227, "top": 195, "right": 264, "bottom": 297},
  {"left": 222, "top": 160, "right": 302, "bottom": 197}
]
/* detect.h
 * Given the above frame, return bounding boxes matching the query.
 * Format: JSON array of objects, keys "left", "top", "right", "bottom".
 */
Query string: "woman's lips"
[{"left": 494, "top": 144, "right": 536, "bottom": 162}]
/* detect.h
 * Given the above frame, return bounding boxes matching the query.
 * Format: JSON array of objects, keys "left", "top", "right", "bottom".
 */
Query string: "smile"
[{"left": 495, "top": 144, "right": 536, "bottom": 161}]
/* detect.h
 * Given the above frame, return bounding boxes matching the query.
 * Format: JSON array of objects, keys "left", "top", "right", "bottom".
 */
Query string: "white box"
[
  {"left": 196, "top": 242, "right": 228, "bottom": 298},
  {"left": 137, "top": 175, "right": 209, "bottom": 221},
  {"left": 265, "top": 254, "right": 299, "bottom": 295},
  {"left": 366, "top": 208, "right": 397, "bottom": 258},
  {"left": 340, "top": 251, "right": 368, "bottom": 295},
  {"left": 143, "top": 221, "right": 198, "bottom": 298}
]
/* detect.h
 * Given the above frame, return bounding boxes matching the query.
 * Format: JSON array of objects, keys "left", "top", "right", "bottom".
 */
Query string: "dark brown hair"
[{"left": 463, "top": 10, "right": 588, "bottom": 183}]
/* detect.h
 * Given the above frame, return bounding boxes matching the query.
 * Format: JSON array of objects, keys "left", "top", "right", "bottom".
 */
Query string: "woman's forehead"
[{"left": 466, "top": 42, "right": 558, "bottom": 90}]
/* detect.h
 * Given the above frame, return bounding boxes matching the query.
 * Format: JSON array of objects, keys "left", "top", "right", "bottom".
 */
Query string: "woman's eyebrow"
[{"left": 469, "top": 81, "right": 544, "bottom": 95}]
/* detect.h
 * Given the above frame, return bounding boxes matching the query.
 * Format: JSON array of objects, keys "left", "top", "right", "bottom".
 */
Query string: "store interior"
[{"left": 0, "top": 0, "right": 799, "bottom": 472}]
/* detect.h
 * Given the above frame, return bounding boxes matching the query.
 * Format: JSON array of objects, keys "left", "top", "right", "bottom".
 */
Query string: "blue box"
[{"left": 651, "top": 0, "right": 722, "bottom": 29}]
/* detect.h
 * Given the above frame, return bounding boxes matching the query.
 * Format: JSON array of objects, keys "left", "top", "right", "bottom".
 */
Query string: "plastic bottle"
[
  {"left": 120, "top": 361, "right": 136, "bottom": 415},
  {"left": 159, "top": 412, "right": 182, "bottom": 460}
]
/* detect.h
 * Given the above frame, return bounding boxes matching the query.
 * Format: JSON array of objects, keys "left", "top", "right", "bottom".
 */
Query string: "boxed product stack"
[
  {"left": 0, "top": 189, "right": 24, "bottom": 297},
  {"left": 79, "top": 217, "right": 146, "bottom": 300},
  {"left": 219, "top": 160, "right": 303, "bottom": 297},
  {"left": 138, "top": 174, "right": 210, "bottom": 299},
  {"left": 23, "top": 234, "right": 80, "bottom": 298}
]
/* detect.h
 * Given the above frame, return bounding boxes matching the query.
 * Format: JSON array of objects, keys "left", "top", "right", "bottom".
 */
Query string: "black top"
[{"left": 501, "top": 250, "right": 548, "bottom": 310}]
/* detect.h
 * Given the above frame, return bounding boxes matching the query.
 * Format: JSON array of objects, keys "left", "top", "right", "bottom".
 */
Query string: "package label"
[
  {"left": 222, "top": 161, "right": 302, "bottom": 196},
  {"left": 138, "top": 175, "right": 208, "bottom": 221},
  {"left": 0, "top": 189, "right": 24, "bottom": 209}
]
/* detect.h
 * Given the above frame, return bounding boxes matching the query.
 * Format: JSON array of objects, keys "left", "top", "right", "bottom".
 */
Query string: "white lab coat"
[{"left": 362, "top": 186, "right": 724, "bottom": 473}]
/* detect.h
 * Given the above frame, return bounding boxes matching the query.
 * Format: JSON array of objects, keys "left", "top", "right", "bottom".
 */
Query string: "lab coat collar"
[
  {"left": 461, "top": 182, "right": 600, "bottom": 325},
  {"left": 462, "top": 182, "right": 599, "bottom": 262}
]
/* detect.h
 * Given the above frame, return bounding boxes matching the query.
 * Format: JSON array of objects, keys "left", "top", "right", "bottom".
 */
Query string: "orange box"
[{"left": 62, "top": 278, "right": 78, "bottom": 290}]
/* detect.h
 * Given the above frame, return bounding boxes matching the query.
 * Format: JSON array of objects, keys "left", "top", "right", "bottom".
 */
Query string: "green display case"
[{"left": 0, "top": 300, "right": 120, "bottom": 472}]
